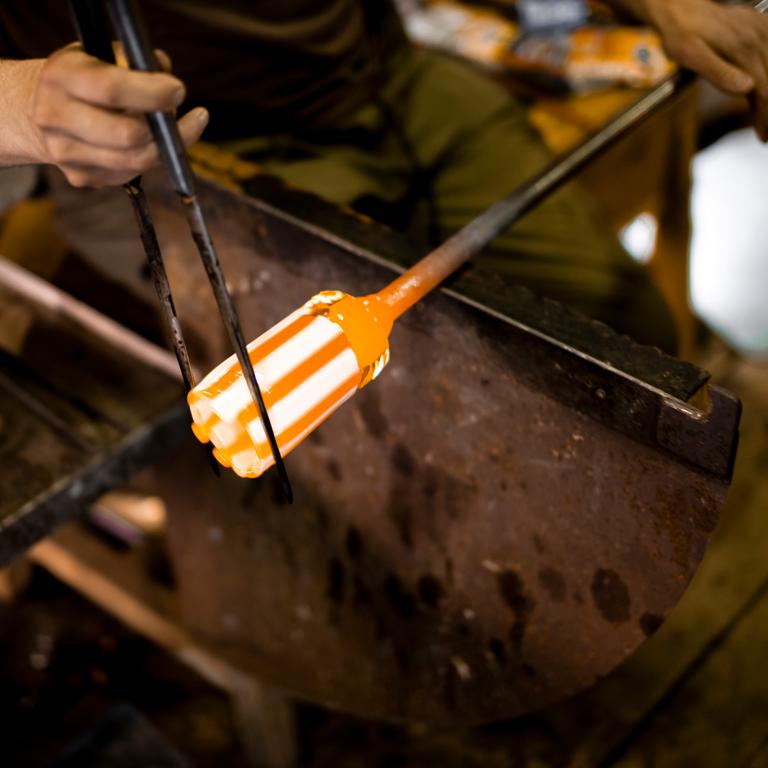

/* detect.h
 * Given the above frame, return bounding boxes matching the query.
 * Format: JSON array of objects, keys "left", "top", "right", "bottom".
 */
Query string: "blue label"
[{"left": 517, "top": 0, "right": 589, "bottom": 33}]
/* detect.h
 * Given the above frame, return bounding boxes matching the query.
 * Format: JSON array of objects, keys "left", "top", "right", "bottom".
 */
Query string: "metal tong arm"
[
  {"left": 70, "top": 0, "right": 292, "bottom": 501},
  {"left": 104, "top": 0, "right": 291, "bottom": 502},
  {"left": 69, "top": 0, "right": 196, "bottom": 393}
]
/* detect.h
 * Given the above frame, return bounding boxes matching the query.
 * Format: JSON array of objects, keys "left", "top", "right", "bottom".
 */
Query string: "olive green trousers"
[{"left": 224, "top": 48, "right": 676, "bottom": 351}]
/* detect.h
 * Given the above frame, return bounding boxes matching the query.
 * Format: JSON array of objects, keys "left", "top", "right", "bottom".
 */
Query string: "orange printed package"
[
  {"left": 566, "top": 27, "right": 674, "bottom": 89},
  {"left": 506, "top": 25, "right": 673, "bottom": 91}
]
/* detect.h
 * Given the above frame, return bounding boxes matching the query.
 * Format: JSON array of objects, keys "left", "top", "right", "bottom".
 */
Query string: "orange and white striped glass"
[{"left": 188, "top": 291, "right": 393, "bottom": 478}]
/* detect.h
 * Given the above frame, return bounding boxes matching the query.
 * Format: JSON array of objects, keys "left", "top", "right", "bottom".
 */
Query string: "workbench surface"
[{"left": 0, "top": 275, "right": 187, "bottom": 567}]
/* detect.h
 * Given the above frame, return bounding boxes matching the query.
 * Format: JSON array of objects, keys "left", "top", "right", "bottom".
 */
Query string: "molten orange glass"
[{"left": 188, "top": 291, "right": 394, "bottom": 477}]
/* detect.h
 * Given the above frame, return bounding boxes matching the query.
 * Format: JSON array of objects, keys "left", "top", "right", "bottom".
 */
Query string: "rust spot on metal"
[
  {"left": 417, "top": 574, "right": 444, "bottom": 607},
  {"left": 353, "top": 575, "right": 372, "bottom": 607},
  {"left": 639, "top": 612, "right": 664, "bottom": 637},
  {"left": 391, "top": 443, "right": 416, "bottom": 477},
  {"left": 653, "top": 485, "right": 720, "bottom": 572},
  {"left": 497, "top": 570, "right": 534, "bottom": 650},
  {"left": 326, "top": 458, "right": 343, "bottom": 482},
  {"left": 358, "top": 388, "right": 389, "bottom": 436},
  {"left": 345, "top": 526, "right": 363, "bottom": 560},
  {"left": 384, "top": 573, "right": 416, "bottom": 619},
  {"left": 327, "top": 558, "right": 345, "bottom": 605},
  {"left": 388, "top": 502, "right": 413, "bottom": 549},
  {"left": 538, "top": 566, "right": 567, "bottom": 602},
  {"left": 591, "top": 568, "right": 631, "bottom": 624},
  {"left": 488, "top": 638, "right": 507, "bottom": 666}
]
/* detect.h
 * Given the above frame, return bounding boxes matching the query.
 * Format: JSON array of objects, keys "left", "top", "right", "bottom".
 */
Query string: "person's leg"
[
  {"left": 379, "top": 50, "right": 678, "bottom": 351},
  {"left": 223, "top": 102, "right": 414, "bottom": 221}
]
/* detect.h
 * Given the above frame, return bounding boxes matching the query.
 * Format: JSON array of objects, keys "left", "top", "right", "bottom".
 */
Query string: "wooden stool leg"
[{"left": 229, "top": 680, "right": 297, "bottom": 768}]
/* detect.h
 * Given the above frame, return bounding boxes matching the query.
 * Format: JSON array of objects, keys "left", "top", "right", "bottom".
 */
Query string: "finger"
[
  {"left": 677, "top": 36, "right": 754, "bottom": 94},
  {"left": 44, "top": 48, "right": 186, "bottom": 111},
  {"left": 111, "top": 42, "right": 172, "bottom": 75},
  {"left": 739, "top": 48, "right": 768, "bottom": 102},
  {"left": 59, "top": 157, "right": 140, "bottom": 188},
  {"left": 62, "top": 166, "right": 122, "bottom": 189},
  {"left": 708, "top": 13, "right": 768, "bottom": 138},
  {"left": 154, "top": 49, "right": 173, "bottom": 73},
  {"left": 45, "top": 109, "right": 208, "bottom": 176},
  {"left": 112, "top": 40, "right": 128, "bottom": 68},
  {"left": 177, "top": 107, "right": 209, "bottom": 147},
  {"left": 750, "top": 92, "right": 768, "bottom": 143},
  {"left": 36, "top": 97, "right": 152, "bottom": 149},
  {"left": 713, "top": 16, "right": 768, "bottom": 99},
  {"left": 45, "top": 134, "right": 162, "bottom": 176}
]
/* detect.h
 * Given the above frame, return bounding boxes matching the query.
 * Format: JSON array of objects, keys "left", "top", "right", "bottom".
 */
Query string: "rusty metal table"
[
  {"left": 0, "top": 170, "right": 742, "bottom": 723},
  {"left": 124, "top": 173, "right": 741, "bottom": 725}
]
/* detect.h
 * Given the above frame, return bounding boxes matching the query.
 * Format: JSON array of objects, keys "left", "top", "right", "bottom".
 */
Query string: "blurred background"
[{"left": 1, "top": 1, "right": 767, "bottom": 766}]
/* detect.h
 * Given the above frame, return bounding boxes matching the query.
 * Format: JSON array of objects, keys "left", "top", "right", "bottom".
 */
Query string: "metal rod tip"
[{"left": 275, "top": 459, "right": 294, "bottom": 504}]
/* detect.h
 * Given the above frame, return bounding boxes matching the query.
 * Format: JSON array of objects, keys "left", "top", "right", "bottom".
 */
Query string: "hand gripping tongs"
[{"left": 68, "top": 0, "right": 293, "bottom": 502}]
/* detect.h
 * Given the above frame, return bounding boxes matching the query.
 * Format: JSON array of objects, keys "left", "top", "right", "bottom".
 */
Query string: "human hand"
[
  {"left": 25, "top": 44, "right": 208, "bottom": 187},
  {"left": 642, "top": 0, "right": 768, "bottom": 140}
]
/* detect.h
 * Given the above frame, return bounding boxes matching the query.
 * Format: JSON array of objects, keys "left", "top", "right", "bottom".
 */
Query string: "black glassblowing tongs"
[{"left": 69, "top": 0, "right": 293, "bottom": 502}]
